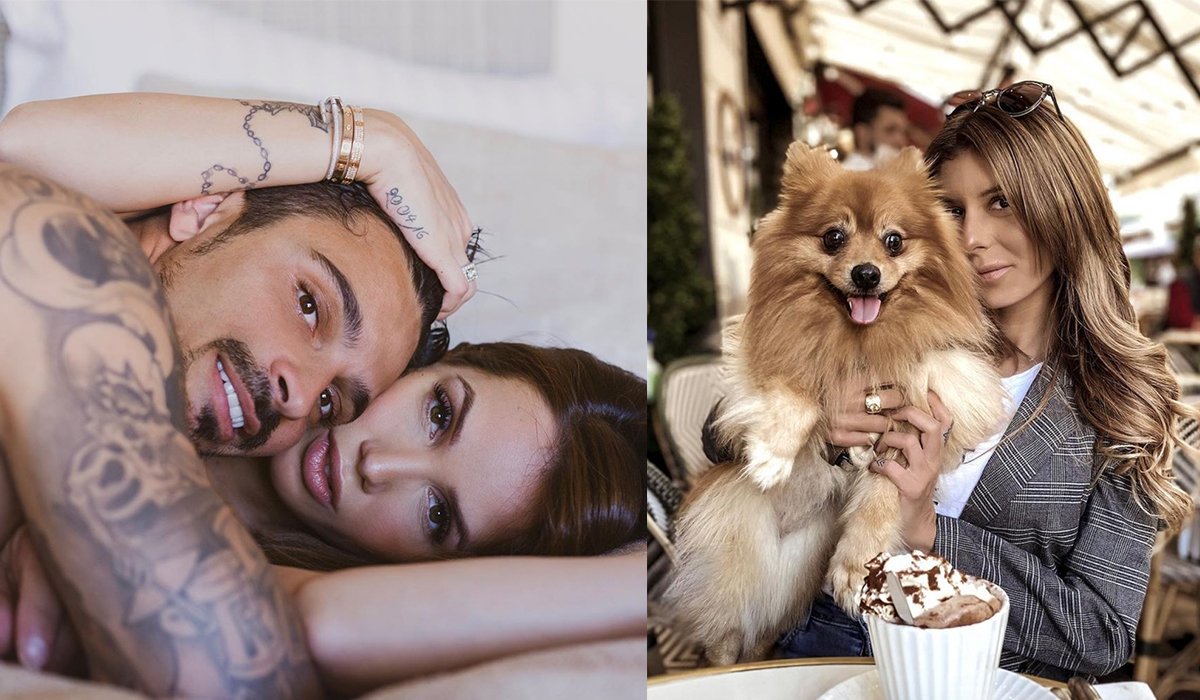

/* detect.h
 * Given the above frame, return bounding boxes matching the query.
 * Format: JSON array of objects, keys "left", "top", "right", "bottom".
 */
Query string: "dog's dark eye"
[
  {"left": 823, "top": 228, "right": 845, "bottom": 253},
  {"left": 884, "top": 232, "right": 904, "bottom": 256}
]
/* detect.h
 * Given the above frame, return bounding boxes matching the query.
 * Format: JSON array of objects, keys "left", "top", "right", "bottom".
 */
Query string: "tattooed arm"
[
  {"left": 0, "top": 94, "right": 334, "bottom": 211},
  {"left": 0, "top": 164, "right": 321, "bottom": 698},
  {"left": 0, "top": 93, "right": 476, "bottom": 317}
]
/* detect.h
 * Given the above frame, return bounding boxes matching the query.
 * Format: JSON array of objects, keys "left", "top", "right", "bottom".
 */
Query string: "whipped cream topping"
[{"left": 859, "top": 551, "right": 998, "bottom": 623}]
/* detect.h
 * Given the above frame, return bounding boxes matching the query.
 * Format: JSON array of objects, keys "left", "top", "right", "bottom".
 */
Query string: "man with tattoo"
[
  {"left": 0, "top": 94, "right": 476, "bottom": 458},
  {"left": 0, "top": 164, "right": 323, "bottom": 697},
  {"left": 0, "top": 93, "right": 476, "bottom": 696}
]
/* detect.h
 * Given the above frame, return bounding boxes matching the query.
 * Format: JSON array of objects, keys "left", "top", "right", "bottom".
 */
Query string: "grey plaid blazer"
[{"left": 936, "top": 363, "right": 1158, "bottom": 681}]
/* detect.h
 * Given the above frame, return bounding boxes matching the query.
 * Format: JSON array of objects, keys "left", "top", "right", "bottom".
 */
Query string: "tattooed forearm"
[
  {"left": 0, "top": 166, "right": 320, "bottom": 698},
  {"left": 200, "top": 100, "right": 330, "bottom": 196},
  {"left": 384, "top": 187, "right": 429, "bottom": 239}
]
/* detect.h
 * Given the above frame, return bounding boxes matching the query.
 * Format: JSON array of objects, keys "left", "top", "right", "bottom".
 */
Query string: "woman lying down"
[
  {"left": 0, "top": 93, "right": 645, "bottom": 697},
  {"left": 0, "top": 341, "right": 646, "bottom": 694}
]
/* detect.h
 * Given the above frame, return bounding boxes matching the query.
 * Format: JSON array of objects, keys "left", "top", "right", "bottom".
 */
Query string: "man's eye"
[
  {"left": 427, "top": 384, "right": 454, "bottom": 440},
  {"left": 426, "top": 487, "right": 451, "bottom": 545},
  {"left": 319, "top": 388, "right": 334, "bottom": 418},
  {"left": 298, "top": 289, "right": 319, "bottom": 329}
]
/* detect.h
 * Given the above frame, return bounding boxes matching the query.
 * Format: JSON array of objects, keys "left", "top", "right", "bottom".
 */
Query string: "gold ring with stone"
[{"left": 864, "top": 392, "right": 883, "bottom": 414}]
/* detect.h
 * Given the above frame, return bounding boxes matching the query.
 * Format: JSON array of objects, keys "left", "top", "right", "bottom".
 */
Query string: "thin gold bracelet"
[
  {"left": 332, "top": 103, "right": 354, "bottom": 182},
  {"left": 343, "top": 105, "right": 365, "bottom": 183}
]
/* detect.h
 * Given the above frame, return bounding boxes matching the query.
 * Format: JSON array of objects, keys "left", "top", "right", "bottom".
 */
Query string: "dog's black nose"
[{"left": 851, "top": 264, "right": 881, "bottom": 290}]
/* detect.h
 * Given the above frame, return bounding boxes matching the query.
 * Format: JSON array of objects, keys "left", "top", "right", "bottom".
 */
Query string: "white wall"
[{"left": 697, "top": 0, "right": 754, "bottom": 320}]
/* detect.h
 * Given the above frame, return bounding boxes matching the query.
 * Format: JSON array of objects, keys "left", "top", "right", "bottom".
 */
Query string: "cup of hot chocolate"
[{"left": 860, "top": 550, "right": 1009, "bottom": 700}]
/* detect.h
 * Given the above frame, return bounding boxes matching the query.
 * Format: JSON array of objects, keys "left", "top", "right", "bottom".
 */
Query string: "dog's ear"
[
  {"left": 781, "top": 142, "right": 838, "bottom": 195},
  {"left": 879, "top": 146, "right": 928, "bottom": 178}
]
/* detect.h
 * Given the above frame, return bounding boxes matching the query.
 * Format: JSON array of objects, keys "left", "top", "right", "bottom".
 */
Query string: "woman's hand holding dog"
[
  {"left": 871, "top": 391, "right": 953, "bottom": 552},
  {"left": 827, "top": 376, "right": 905, "bottom": 449}
]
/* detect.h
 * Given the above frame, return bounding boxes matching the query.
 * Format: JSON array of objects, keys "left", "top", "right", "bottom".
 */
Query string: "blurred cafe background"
[{"left": 646, "top": 1, "right": 1200, "bottom": 696}]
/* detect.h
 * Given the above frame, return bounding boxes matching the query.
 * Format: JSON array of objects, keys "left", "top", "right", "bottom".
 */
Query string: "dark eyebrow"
[
  {"left": 978, "top": 185, "right": 1002, "bottom": 199},
  {"left": 448, "top": 484, "right": 470, "bottom": 552},
  {"left": 308, "top": 248, "right": 363, "bottom": 346},
  {"left": 450, "top": 375, "right": 475, "bottom": 447}
]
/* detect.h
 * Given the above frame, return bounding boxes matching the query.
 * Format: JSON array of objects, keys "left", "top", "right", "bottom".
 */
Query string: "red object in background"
[
  {"left": 1167, "top": 278, "right": 1195, "bottom": 328},
  {"left": 816, "top": 66, "right": 944, "bottom": 141}
]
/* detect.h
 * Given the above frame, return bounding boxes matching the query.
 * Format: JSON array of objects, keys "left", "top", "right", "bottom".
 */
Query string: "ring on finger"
[
  {"left": 461, "top": 262, "right": 478, "bottom": 283},
  {"left": 864, "top": 392, "right": 883, "bottom": 415}
]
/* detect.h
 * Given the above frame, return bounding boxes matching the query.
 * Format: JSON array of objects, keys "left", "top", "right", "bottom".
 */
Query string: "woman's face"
[
  {"left": 939, "top": 151, "right": 1054, "bottom": 312},
  {"left": 269, "top": 362, "right": 555, "bottom": 561}
]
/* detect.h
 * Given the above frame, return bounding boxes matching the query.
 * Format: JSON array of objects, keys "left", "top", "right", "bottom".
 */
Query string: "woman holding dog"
[{"left": 773, "top": 82, "right": 1194, "bottom": 681}]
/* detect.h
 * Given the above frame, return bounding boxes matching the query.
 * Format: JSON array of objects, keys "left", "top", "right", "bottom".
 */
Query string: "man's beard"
[{"left": 185, "top": 338, "right": 281, "bottom": 455}]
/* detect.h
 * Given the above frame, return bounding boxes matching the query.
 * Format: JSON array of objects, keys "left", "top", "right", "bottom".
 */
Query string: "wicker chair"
[
  {"left": 654, "top": 355, "right": 723, "bottom": 485},
  {"left": 648, "top": 459, "right": 683, "bottom": 677},
  {"left": 1133, "top": 413, "right": 1200, "bottom": 698}
]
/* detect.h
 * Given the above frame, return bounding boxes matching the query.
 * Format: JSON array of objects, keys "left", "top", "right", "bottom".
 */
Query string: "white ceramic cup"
[{"left": 866, "top": 587, "right": 1010, "bottom": 700}]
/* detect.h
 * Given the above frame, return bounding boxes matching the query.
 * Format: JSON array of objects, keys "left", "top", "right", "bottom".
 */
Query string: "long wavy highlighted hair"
[{"left": 925, "top": 98, "right": 1195, "bottom": 533}]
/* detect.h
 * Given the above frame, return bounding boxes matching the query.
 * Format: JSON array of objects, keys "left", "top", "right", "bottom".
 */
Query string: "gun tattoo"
[
  {"left": 200, "top": 100, "right": 330, "bottom": 196},
  {"left": 385, "top": 187, "right": 430, "bottom": 240},
  {"left": 0, "top": 168, "right": 315, "bottom": 697}
]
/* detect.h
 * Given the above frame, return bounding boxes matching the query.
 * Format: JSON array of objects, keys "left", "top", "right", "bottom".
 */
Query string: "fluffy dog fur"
[{"left": 663, "top": 144, "right": 1008, "bottom": 665}]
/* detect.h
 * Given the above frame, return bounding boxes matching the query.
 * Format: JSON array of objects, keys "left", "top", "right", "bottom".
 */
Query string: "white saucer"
[{"left": 816, "top": 669, "right": 1055, "bottom": 700}]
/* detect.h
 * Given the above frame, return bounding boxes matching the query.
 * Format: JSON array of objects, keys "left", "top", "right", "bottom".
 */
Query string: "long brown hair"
[
  {"left": 925, "top": 99, "right": 1195, "bottom": 533},
  {"left": 257, "top": 342, "right": 647, "bottom": 569}
]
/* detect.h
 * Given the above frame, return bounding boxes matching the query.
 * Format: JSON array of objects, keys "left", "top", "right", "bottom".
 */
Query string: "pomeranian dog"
[{"left": 663, "top": 144, "right": 1008, "bottom": 665}]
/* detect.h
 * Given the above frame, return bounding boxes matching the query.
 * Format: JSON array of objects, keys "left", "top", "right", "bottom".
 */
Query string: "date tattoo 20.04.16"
[{"left": 384, "top": 187, "right": 430, "bottom": 240}]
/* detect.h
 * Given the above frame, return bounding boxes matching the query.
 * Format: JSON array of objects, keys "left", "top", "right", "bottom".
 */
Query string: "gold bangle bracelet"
[
  {"left": 332, "top": 103, "right": 354, "bottom": 182},
  {"left": 343, "top": 105, "right": 365, "bottom": 183}
]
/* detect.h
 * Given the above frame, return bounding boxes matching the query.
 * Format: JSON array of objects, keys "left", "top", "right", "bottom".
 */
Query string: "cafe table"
[{"left": 647, "top": 658, "right": 1155, "bottom": 699}]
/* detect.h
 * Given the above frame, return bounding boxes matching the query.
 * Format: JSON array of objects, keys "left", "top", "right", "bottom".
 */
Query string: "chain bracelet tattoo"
[
  {"left": 384, "top": 187, "right": 430, "bottom": 239},
  {"left": 0, "top": 166, "right": 316, "bottom": 697},
  {"left": 200, "top": 100, "right": 330, "bottom": 196}
]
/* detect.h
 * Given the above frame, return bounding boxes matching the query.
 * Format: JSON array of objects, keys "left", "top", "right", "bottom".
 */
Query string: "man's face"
[
  {"left": 157, "top": 210, "right": 419, "bottom": 457},
  {"left": 866, "top": 105, "right": 909, "bottom": 154}
]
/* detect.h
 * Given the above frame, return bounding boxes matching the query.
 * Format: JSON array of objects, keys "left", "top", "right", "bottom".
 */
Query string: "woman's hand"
[
  {"left": 827, "top": 376, "right": 906, "bottom": 449},
  {"left": 871, "top": 390, "right": 953, "bottom": 552},
  {"left": 359, "top": 110, "right": 476, "bottom": 320},
  {"left": 0, "top": 525, "right": 84, "bottom": 675}
]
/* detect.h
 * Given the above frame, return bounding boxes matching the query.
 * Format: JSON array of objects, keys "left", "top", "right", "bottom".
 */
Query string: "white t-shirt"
[{"left": 933, "top": 363, "right": 1043, "bottom": 518}]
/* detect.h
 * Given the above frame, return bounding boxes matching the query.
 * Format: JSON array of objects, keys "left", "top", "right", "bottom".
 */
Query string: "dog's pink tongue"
[{"left": 848, "top": 296, "right": 882, "bottom": 324}]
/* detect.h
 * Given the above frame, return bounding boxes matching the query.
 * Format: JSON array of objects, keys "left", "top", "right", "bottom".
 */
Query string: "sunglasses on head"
[{"left": 943, "top": 81, "right": 1063, "bottom": 120}]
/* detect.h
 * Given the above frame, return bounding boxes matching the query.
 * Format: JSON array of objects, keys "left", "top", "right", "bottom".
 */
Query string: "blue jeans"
[{"left": 776, "top": 593, "right": 873, "bottom": 658}]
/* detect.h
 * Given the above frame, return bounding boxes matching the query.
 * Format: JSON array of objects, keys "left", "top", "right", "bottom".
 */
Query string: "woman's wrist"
[{"left": 905, "top": 502, "right": 938, "bottom": 552}]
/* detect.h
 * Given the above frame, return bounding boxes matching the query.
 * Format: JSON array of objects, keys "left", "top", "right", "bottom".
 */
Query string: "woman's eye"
[
  {"left": 991, "top": 195, "right": 1010, "bottom": 210},
  {"left": 946, "top": 205, "right": 964, "bottom": 218},
  {"left": 427, "top": 384, "right": 454, "bottom": 440},
  {"left": 298, "top": 289, "right": 319, "bottom": 329},
  {"left": 426, "top": 487, "right": 451, "bottom": 545},
  {"left": 319, "top": 388, "right": 335, "bottom": 419}
]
